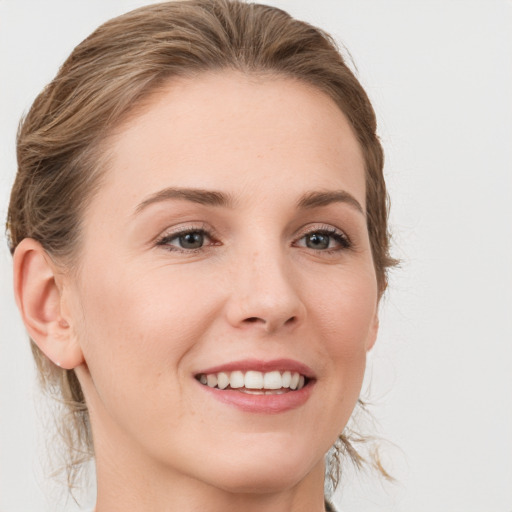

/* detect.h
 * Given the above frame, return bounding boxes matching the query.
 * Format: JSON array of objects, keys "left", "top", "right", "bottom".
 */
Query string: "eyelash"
[{"left": 155, "top": 224, "right": 352, "bottom": 254}]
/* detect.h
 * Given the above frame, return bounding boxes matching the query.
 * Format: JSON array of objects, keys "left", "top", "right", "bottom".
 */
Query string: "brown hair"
[{"left": 7, "top": 0, "right": 395, "bottom": 493}]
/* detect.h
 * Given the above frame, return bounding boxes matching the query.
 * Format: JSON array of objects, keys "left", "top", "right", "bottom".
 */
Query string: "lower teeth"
[{"left": 238, "top": 388, "right": 289, "bottom": 395}]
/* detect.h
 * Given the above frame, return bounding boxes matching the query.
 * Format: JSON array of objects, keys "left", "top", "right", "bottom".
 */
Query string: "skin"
[{"left": 14, "top": 72, "right": 379, "bottom": 512}]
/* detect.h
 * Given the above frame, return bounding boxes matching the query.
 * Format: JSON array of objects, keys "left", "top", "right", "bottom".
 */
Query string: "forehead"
[{"left": 96, "top": 71, "right": 366, "bottom": 213}]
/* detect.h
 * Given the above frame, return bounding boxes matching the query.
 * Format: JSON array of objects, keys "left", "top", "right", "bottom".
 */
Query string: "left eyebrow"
[
  {"left": 134, "top": 187, "right": 235, "bottom": 215},
  {"left": 297, "top": 190, "right": 365, "bottom": 215}
]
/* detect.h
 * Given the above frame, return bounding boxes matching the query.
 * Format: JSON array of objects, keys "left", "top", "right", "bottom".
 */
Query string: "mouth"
[
  {"left": 195, "top": 370, "right": 309, "bottom": 395},
  {"left": 194, "top": 359, "right": 315, "bottom": 413}
]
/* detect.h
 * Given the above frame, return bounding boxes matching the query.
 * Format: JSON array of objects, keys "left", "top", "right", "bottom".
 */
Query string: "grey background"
[{"left": 1, "top": 1, "right": 511, "bottom": 511}]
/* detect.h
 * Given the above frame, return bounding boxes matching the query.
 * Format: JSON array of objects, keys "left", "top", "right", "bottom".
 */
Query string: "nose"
[{"left": 224, "top": 248, "right": 306, "bottom": 334}]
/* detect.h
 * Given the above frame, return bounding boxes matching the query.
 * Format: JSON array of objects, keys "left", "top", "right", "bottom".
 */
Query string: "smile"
[
  {"left": 196, "top": 370, "right": 307, "bottom": 394},
  {"left": 194, "top": 359, "right": 315, "bottom": 413}
]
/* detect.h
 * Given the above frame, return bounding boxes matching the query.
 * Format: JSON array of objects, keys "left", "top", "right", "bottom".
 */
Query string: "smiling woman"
[{"left": 6, "top": 1, "right": 395, "bottom": 511}]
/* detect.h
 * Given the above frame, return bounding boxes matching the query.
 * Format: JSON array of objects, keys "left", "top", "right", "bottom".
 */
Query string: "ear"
[
  {"left": 13, "top": 238, "right": 84, "bottom": 370},
  {"left": 365, "top": 311, "right": 379, "bottom": 352}
]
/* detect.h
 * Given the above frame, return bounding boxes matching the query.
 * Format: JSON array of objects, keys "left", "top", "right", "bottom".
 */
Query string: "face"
[{"left": 66, "top": 72, "right": 379, "bottom": 494}]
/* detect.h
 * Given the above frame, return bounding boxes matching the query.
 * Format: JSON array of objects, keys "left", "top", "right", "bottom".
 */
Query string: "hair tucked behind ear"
[{"left": 7, "top": 0, "right": 396, "bottom": 495}]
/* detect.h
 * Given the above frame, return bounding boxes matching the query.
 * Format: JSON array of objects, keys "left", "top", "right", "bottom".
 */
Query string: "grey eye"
[
  {"left": 178, "top": 232, "right": 204, "bottom": 249},
  {"left": 305, "top": 233, "right": 330, "bottom": 250}
]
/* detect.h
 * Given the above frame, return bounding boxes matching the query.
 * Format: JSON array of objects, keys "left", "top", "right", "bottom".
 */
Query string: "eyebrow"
[
  {"left": 134, "top": 186, "right": 364, "bottom": 216},
  {"left": 134, "top": 187, "right": 234, "bottom": 214},
  {"left": 297, "top": 190, "right": 364, "bottom": 215}
]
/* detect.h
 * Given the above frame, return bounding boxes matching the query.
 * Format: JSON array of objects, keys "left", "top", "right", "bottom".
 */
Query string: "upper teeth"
[{"left": 198, "top": 370, "right": 306, "bottom": 390}]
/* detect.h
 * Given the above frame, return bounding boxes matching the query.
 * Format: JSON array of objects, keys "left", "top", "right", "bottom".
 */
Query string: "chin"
[
  {"left": 203, "top": 447, "right": 323, "bottom": 495},
  {"left": 216, "top": 468, "right": 310, "bottom": 495}
]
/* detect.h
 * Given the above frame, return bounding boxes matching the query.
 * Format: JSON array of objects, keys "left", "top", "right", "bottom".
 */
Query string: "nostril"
[
  {"left": 242, "top": 315, "right": 298, "bottom": 329},
  {"left": 284, "top": 316, "right": 297, "bottom": 326}
]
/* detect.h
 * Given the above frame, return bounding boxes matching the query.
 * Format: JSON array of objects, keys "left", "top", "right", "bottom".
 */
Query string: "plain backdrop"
[{"left": 1, "top": 1, "right": 511, "bottom": 511}]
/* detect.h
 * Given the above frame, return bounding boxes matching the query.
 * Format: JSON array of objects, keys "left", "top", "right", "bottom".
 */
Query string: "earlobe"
[{"left": 13, "top": 238, "right": 84, "bottom": 370}]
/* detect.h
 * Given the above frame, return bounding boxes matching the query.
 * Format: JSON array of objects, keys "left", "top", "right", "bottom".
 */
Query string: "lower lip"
[{"left": 197, "top": 381, "right": 315, "bottom": 413}]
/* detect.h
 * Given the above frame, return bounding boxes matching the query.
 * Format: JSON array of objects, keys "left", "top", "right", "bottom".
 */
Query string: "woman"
[{"left": 7, "top": 1, "right": 395, "bottom": 510}]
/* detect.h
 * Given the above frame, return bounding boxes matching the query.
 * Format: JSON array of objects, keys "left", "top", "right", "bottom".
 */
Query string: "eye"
[
  {"left": 156, "top": 228, "right": 213, "bottom": 251},
  {"left": 176, "top": 231, "right": 205, "bottom": 249},
  {"left": 296, "top": 227, "right": 351, "bottom": 251},
  {"left": 304, "top": 232, "right": 330, "bottom": 250}
]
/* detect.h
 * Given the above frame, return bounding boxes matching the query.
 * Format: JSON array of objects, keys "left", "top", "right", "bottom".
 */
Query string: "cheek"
[
  {"left": 72, "top": 267, "right": 196, "bottom": 396},
  {"left": 309, "top": 267, "right": 377, "bottom": 398},
  {"left": 71, "top": 260, "right": 228, "bottom": 402},
  {"left": 313, "top": 266, "right": 377, "bottom": 345},
  {"left": 69, "top": 274, "right": 202, "bottom": 447}
]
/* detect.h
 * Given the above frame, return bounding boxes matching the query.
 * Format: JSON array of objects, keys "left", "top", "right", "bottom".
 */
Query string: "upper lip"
[{"left": 195, "top": 358, "right": 316, "bottom": 379}]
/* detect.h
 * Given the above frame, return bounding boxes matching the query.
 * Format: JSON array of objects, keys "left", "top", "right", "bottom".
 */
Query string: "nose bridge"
[{"left": 226, "top": 237, "right": 304, "bottom": 332}]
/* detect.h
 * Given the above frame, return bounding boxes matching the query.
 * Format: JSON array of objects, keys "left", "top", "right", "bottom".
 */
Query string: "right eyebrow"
[
  {"left": 297, "top": 190, "right": 365, "bottom": 216},
  {"left": 133, "top": 187, "right": 235, "bottom": 215}
]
